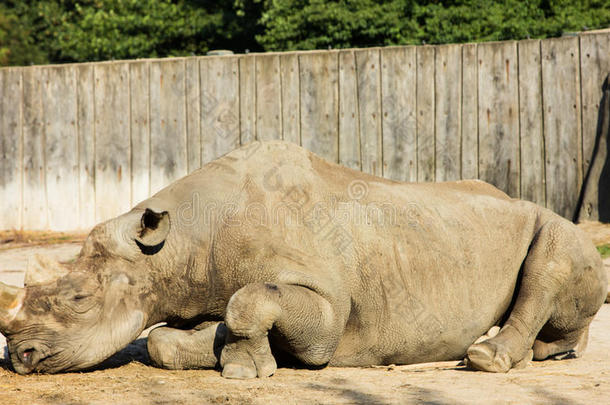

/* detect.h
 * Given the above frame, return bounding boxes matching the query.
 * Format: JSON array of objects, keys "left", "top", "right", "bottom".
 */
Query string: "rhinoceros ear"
[
  {"left": 25, "top": 255, "right": 69, "bottom": 287},
  {"left": 134, "top": 208, "right": 170, "bottom": 248}
]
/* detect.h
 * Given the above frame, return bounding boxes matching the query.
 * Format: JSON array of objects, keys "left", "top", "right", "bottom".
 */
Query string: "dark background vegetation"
[{"left": 1, "top": 0, "right": 609, "bottom": 66}]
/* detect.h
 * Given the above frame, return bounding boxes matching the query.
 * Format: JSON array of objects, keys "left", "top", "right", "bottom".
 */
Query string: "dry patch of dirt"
[
  {"left": 0, "top": 230, "right": 86, "bottom": 251},
  {"left": 578, "top": 221, "right": 610, "bottom": 302},
  {"left": 578, "top": 221, "right": 610, "bottom": 246}
]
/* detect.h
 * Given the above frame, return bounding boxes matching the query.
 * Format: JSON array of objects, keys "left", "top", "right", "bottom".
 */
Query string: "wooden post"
[
  {"left": 256, "top": 54, "right": 282, "bottom": 141},
  {"left": 239, "top": 55, "right": 256, "bottom": 145},
  {"left": 541, "top": 37, "right": 582, "bottom": 218},
  {"left": 461, "top": 43, "right": 479, "bottom": 180},
  {"left": 435, "top": 44, "right": 462, "bottom": 182},
  {"left": 299, "top": 51, "right": 339, "bottom": 162},
  {"left": 42, "top": 66, "right": 79, "bottom": 231},
  {"left": 518, "top": 40, "right": 545, "bottom": 206},
  {"left": 76, "top": 64, "right": 96, "bottom": 230},
  {"left": 149, "top": 59, "right": 188, "bottom": 195},
  {"left": 280, "top": 53, "right": 300, "bottom": 144},
  {"left": 186, "top": 57, "right": 202, "bottom": 173},
  {"left": 477, "top": 41, "right": 520, "bottom": 197},
  {"left": 94, "top": 62, "right": 131, "bottom": 222},
  {"left": 130, "top": 61, "right": 151, "bottom": 204},
  {"left": 416, "top": 46, "right": 436, "bottom": 182},
  {"left": 0, "top": 69, "right": 22, "bottom": 230},
  {"left": 355, "top": 48, "right": 382, "bottom": 176},
  {"left": 200, "top": 56, "right": 240, "bottom": 164},
  {"left": 22, "top": 67, "right": 47, "bottom": 229},
  {"left": 381, "top": 46, "right": 417, "bottom": 182},
  {"left": 338, "top": 50, "right": 361, "bottom": 171}
]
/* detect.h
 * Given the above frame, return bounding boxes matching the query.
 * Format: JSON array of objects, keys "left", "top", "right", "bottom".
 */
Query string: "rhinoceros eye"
[{"left": 73, "top": 294, "right": 91, "bottom": 302}]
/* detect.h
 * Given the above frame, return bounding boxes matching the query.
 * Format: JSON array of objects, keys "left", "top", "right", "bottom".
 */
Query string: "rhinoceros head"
[{"left": 0, "top": 207, "right": 172, "bottom": 374}]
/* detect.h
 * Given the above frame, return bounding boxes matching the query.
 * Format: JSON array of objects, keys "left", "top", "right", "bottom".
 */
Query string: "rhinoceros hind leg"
[
  {"left": 467, "top": 220, "right": 605, "bottom": 372},
  {"left": 532, "top": 324, "right": 589, "bottom": 360}
]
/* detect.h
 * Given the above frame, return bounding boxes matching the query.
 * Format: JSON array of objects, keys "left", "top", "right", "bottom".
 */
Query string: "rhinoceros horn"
[
  {"left": 0, "top": 281, "right": 24, "bottom": 330},
  {"left": 24, "top": 255, "right": 69, "bottom": 287}
]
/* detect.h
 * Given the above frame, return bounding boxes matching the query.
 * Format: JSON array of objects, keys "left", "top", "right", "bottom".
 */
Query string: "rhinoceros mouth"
[{"left": 11, "top": 345, "right": 57, "bottom": 374}]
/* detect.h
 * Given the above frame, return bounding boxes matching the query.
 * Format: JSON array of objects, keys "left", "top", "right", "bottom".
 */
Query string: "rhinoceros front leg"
[
  {"left": 220, "top": 282, "right": 342, "bottom": 379},
  {"left": 147, "top": 322, "right": 227, "bottom": 370}
]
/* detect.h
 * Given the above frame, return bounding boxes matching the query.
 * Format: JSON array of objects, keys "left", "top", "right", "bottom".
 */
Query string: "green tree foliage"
[
  {"left": 0, "top": 0, "right": 257, "bottom": 65},
  {"left": 0, "top": 0, "right": 609, "bottom": 66},
  {"left": 413, "top": 0, "right": 610, "bottom": 44},
  {"left": 0, "top": 4, "right": 48, "bottom": 65},
  {"left": 257, "top": 0, "right": 610, "bottom": 50},
  {"left": 254, "top": 0, "right": 418, "bottom": 50}
]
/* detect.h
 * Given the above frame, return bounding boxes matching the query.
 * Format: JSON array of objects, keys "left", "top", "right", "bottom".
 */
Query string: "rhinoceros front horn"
[
  {"left": 24, "top": 255, "right": 69, "bottom": 287},
  {"left": 0, "top": 281, "right": 24, "bottom": 331}
]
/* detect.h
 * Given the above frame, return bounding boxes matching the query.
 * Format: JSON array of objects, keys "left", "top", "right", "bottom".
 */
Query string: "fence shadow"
[
  {"left": 576, "top": 74, "right": 610, "bottom": 223},
  {"left": 600, "top": 78, "right": 610, "bottom": 222}
]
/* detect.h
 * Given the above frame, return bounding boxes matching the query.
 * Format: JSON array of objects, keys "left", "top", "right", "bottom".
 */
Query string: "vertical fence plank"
[
  {"left": 477, "top": 41, "right": 520, "bottom": 197},
  {"left": 461, "top": 43, "right": 478, "bottom": 180},
  {"left": 43, "top": 67, "right": 79, "bottom": 231},
  {"left": 239, "top": 55, "right": 256, "bottom": 144},
  {"left": 355, "top": 49, "right": 382, "bottom": 176},
  {"left": 130, "top": 61, "right": 150, "bottom": 205},
  {"left": 280, "top": 53, "right": 300, "bottom": 144},
  {"left": 76, "top": 64, "right": 96, "bottom": 230},
  {"left": 435, "top": 44, "right": 462, "bottom": 182},
  {"left": 578, "top": 33, "right": 610, "bottom": 221},
  {"left": 201, "top": 56, "right": 240, "bottom": 163},
  {"left": 186, "top": 57, "right": 201, "bottom": 172},
  {"left": 300, "top": 52, "right": 339, "bottom": 162},
  {"left": 417, "top": 46, "right": 435, "bottom": 182},
  {"left": 380, "top": 46, "right": 417, "bottom": 182},
  {"left": 94, "top": 62, "right": 131, "bottom": 222},
  {"left": 0, "top": 69, "right": 22, "bottom": 230},
  {"left": 518, "top": 40, "right": 545, "bottom": 206},
  {"left": 256, "top": 54, "right": 282, "bottom": 140},
  {"left": 150, "top": 59, "right": 188, "bottom": 195},
  {"left": 22, "top": 68, "right": 47, "bottom": 229},
  {"left": 541, "top": 37, "right": 582, "bottom": 218},
  {"left": 338, "top": 50, "right": 361, "bottom": 171}
]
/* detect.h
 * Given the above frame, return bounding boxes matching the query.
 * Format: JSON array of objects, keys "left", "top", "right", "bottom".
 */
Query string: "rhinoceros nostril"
[{"left": 20, "top": 348, "right": 36, "bottom": 366}]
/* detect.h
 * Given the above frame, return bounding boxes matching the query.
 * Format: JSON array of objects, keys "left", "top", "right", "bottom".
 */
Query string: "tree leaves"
[{"left": 0, "top": 0, "right": 609, "bottom": 66}]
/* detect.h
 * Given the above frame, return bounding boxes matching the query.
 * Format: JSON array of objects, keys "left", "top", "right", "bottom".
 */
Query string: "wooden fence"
[{"left": 0, "top": 33, "right": 609, "bottom": 231}]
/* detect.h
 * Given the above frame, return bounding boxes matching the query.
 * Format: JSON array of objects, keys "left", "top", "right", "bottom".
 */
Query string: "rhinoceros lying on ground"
[{"left": 0, "top": 141, "right": 606, "bottom": 378}]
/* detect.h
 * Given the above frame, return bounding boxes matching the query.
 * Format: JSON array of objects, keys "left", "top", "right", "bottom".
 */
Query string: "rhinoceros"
[{"left": 0, "top": 141, "right": 606, "bottom": 378}]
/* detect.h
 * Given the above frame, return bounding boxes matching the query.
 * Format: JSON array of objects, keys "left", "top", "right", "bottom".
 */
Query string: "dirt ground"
[{"left": 0, "top": 226, "right": 608, "bottom": 405}]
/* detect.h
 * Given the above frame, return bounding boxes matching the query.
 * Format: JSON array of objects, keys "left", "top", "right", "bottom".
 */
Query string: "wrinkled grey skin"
[{"left": 1, "top": 141, "right": 606, "bottom": 378}]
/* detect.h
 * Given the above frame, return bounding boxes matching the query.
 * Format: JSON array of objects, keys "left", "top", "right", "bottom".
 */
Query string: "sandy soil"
[
  {"left": 578, "top": 221, "right": 610, "bottom": 245},
  {"left": 0, "top": 227, "right": 608, "bottom": 405}
]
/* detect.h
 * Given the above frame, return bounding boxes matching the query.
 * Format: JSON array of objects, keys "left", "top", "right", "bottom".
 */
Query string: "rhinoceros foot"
[
  {"left": 466, "top": 336, "right": 534, "bottom": 373},
  {"left": 220, "top": 332, "right": 277, "bottom": 379},
  {"left": 466, "top": 341, "right": 513, "bottom": 373}
]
